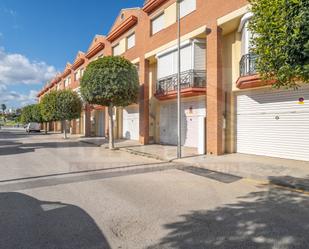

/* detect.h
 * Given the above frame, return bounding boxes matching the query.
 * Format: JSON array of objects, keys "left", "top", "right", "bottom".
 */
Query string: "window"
[
  {"left": 127, "top": 33, "right": 135, "bottom": 49},
  {"left": 151, "top": 13, "right": 164, "bottom": 35},
  {"left": 157, "top": 44, "right": 193, "bottom": 79},
  {"left": 239, "top": 14, "right": 254, "bottom": 56},
  {"left": 180, "top": 0, "right": 196, "bottom": 18},
  {"left": 65, "top": 76, "right": 71, "bottom": 87},
  {"left": 74, "top": 72, "right": 79, "bottom": 81},
  {"left": 112, "top": 44, "right": 120, "bottom": 56},
  {"left": 80, "top": 68, "right": 84, "bottom": 77}
]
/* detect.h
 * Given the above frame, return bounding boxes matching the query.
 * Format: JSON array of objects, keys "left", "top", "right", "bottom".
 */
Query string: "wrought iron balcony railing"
[
  {"left": 240, "top": 53, "right": 258, "bottom": 77},
  {"left": 156, "top": 69, "right": 206, "bottom": 96}
]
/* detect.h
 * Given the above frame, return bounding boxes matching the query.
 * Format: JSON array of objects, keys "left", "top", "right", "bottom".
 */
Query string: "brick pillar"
[
  {"left": 71, "top": 119, "right": 77, "bottom": 134},
  {"left": 105, "top": 107, "right": 109, "bottom": 137},
  {"left": 84, "top": 105, "right": 91, "bottom": 137},
  {"left": 139, "top": 58, "right": 149, "bottom": 145},
  {"left": 206, "top": 25, "right": 224, "bottom": 155}
]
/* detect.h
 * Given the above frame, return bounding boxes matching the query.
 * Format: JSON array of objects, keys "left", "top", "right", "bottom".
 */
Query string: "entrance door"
[{"left": 123, "top": 105, "right": 139, "bottom": 140}]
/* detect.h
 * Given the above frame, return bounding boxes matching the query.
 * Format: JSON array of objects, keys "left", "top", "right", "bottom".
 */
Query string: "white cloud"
[
  {"left": 0, "top": 47, "right": 57, "bottom": 108},
  {"left": 0, "top": 89, "right": 38, "bottom": 107},
  {"left": 0, "top": 47, "right": 57, "bottom": 86}
]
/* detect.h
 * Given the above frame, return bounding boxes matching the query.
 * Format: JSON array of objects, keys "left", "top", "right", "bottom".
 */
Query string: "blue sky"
[{"left": 0, "top": 0, "right": 144, "bottom": 109}]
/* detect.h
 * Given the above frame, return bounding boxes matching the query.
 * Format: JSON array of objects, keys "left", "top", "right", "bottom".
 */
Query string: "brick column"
[
  {"left": 84, "top": 105, "right": 91, "bottom": 137},
  {"left": 206, "top": 25, "right": 224, "bottom": 155},
  {"left": 71, "top": 119, "right": 77, "bottom": 134},
  {"left": 139, "top": 58, "right": 149, "bottom": 145}
]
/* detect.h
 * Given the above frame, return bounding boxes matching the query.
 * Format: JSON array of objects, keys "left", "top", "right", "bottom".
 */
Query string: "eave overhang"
[
  {"left": 61, "top": 69, "right": 71, "bottom": 78},
  {"left": 85, "top": 42, "right": 105, "bottom": 59},
  {"left": 72, "top": 58, "right": 85, "bottom": 70},
  {"left": 143, "top": 0, "right": 168, "bottom": 14},
  {"left": 107, "top": 15, "right": 138, "bottom": 42}
]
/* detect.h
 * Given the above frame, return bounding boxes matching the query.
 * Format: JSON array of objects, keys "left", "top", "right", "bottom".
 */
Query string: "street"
[{"left": 0, "top": 128, "right": 308, "bottom": 249}]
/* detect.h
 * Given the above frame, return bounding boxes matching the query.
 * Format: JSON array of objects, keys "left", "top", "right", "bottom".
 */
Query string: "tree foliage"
[
  {"left": 20, "top": 104, "right": 43, "bottom": 124},
  {"left": 40, "top": 90, "right": 82, "bottom": 122},
  {"left": 55, "top": 90, "right": 82, "bottom": 121},
  {"left": 1, "top": 104, "right": 6, "bottom": 113},
  {"left": 80, "top": 56, "right": 139, "bottom": 149},
  {"left": 80, "top": 56, "right": 139, "bottom": 107},
  {"left": 249, "top": 0, "right": 309, "bottom": 88},
  {"left": 40, "top": 90, "right": 82, "bottom": 138},
  {"left": 40, "top": 91, "right": 58, "bottom": 122}
]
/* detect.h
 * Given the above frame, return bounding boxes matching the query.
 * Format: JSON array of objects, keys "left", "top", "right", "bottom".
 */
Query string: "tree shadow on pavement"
[
  {"left": 269, "top": 175, "right": 309, "bottom": 192},
  {"left": 0, "top": 140, "right": 97, "bottom": 156},
  {"left": 148, "top": 185, "right": 309, "bottom": 249},
  {"left": 0, "top": 192, "right": 111, "bottom": 249}
]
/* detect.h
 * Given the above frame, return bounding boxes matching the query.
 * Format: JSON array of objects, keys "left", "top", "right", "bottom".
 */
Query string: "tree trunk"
[
  {"left": 44, "top": 122, "right": 47, "bottom": 134},
  {"left": 108, "top": 104, "right": 115, "bottom": 149},
  {"left": 63, "top": 120, "right": 68, "bottom": 139}
]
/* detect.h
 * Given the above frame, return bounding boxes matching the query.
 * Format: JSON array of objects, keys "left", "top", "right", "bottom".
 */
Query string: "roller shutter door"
[{"left": 236, "top": 87, "right": 309, "bottom": 161}]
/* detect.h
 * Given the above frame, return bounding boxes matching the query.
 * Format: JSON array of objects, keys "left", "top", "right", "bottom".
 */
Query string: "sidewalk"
[
  {"left": 174, "top": 153, "right": 309, "bottom": 191},
  {"left": 77, "top": 137, "right": 309, "bottom": 192},
  {"left": 78, "top": 137, "right": 199, "bottom": 160}
]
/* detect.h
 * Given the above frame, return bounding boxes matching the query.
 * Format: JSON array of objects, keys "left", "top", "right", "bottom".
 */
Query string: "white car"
[{"left": 26, "top": 122, "right": 41, "bottom": 133}]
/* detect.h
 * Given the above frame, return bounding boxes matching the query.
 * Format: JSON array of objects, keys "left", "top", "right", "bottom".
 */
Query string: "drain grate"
[{"left": 179, "top": 166, "right": 242, "bottom": 183}]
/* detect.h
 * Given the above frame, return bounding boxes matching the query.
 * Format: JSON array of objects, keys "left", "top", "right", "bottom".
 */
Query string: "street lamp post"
[{"left": 176, "top": 0, "right": 181, "bottom": 158}]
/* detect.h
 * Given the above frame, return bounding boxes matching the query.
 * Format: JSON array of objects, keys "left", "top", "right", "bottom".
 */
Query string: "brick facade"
[{"left": 37, "top": 0, "right": 249, "bottom": 153}]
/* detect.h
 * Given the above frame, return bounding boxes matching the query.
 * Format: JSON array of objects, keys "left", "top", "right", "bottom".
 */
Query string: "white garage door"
[
  {"left": 160, "top": 99, "right": 206, "bottom": 148},
  {"left": 237, "top": 87, "right": 309, "bottom": 161},
  {"left": 123, "top": 105, "right": 139, "bottom": 140}
]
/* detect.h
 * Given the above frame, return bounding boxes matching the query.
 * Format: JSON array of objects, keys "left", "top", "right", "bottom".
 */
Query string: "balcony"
[
  {"left": 239, "top": 53, "right": 258, "bottom": 77},
  {"left": 155, "top": 70, "right": 206, "bottom": 100},
  {"left": 237, "top": 53, "right": 267, "bottom": 89}
]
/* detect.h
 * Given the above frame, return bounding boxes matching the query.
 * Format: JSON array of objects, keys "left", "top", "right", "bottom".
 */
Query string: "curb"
[
  {"left": 79, "top": 140, "right": 102, "bottom": 147},
  {"left": 75, "top": 141, "right": 309, "bottom": 194},
  {"left": 174, "top": 161, "right": 309, "bottom": 193},
  {"left": 120, "top": 148, "right": 168, "bottom": 161}
]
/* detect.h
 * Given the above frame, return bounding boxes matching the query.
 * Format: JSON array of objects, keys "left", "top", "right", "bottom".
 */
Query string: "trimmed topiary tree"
[
  {"left": 40, "top": 91, "right": 58, "bottom": 134},
  {"left": 40, "top": 90, "right": 82, "bottom": 138},
  {"left": 249, "top": 0, "right": 309, "bottom": 88},
  {"left": 80, "top": 56, "right": 139, "bottom": 149},
  {"left": 20, "top": 104, "right": 44, "bottom": 131},
  {"left": 56, "top": 89, "right": 82, "bottom": 139},
  {"left": 20, "top": 105, "right": 34, "bottom": 124}
]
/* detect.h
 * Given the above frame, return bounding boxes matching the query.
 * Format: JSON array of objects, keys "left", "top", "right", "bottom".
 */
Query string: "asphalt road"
[{"left": 0, "top": 128, "right": 308, "bottom": 249}]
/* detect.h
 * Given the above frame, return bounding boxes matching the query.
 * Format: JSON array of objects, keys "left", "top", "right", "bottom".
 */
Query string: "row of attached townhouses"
[{"left": 37, "top": 0, "right": 309, "bottom": 161}]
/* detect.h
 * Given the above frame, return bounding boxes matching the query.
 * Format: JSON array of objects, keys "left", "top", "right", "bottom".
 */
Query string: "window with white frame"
[
  {"left": 157, "top": 44, "right": 193, "bottom": 79},
  {"left": 80, "top": 68, "right": 84, "bottom": 77},
  {"left": 239, "top": 13, "right": 254, "bottom": 56},
  {"left": 151, "top": 13, "right": 164, "bottom": 35},
  {"left": 64, "top": 78, "right": 68, "bottom": 87},
  {"left": 74, "top": 71, "right": 79, "bottom": 81},
  {"left": 179, "top": 0, "right": 196, "bottom": 18},
  {"left": 112, "top": 44, "right": 121, "bottom": 56},
  {"left": 65, "top": 76, "right": 71, "bottom": 87},
  {"left": 127, "top": 33, "right": 135, "bottom": 49}
]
